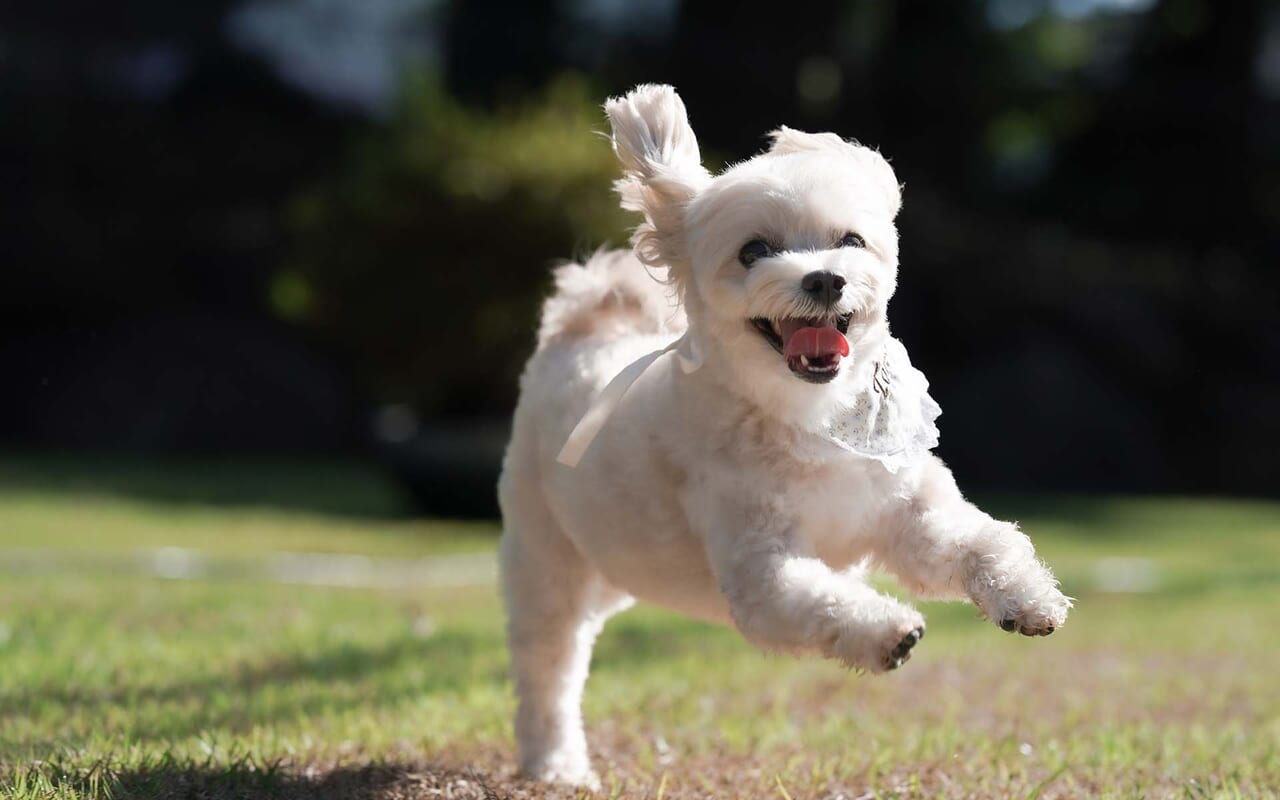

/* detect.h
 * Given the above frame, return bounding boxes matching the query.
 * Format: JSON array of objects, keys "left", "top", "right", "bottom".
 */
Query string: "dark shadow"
[
  {"left": 10, "top": 617, "right": 753, "bottom": 749},
  {"left": 0, "top": 450, "right": 415, "bottom": 520},
  {"left": 8, "top": 618, "right": 758, "bottom": 759},
  {"left": 17, "top": 759, "right": 532, "bottom": 800},
  {"left": 378, "top": 422, "right": 509, "bottom": 520},
  {"left": 3, "top": 631, "right": 509, "bottom": 744}
]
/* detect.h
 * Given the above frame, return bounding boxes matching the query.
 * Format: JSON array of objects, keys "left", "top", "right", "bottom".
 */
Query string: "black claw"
[
  {"left": 1000, "top": 618, "right": 1017, "bottom": 632},
  {"left": 1042, "top": 626, "right": 1055, "bottom": 636}
]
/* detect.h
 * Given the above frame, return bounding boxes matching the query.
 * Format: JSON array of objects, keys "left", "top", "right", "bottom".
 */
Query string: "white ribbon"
[{"left": 556, "top": 333, "right": 701, "bottom": 467}]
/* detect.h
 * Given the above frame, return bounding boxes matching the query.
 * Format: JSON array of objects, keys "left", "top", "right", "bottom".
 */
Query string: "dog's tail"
[{"left": 536, "top": 249, "right": 687, "bottom": 350}]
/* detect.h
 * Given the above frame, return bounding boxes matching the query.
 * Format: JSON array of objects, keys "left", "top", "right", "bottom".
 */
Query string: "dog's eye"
[
  {"left": 838, "top": 232, "right": 866, "bottom": 249},
  {"left": 738, "top": 239, "right": 773, "bottom": 268}
]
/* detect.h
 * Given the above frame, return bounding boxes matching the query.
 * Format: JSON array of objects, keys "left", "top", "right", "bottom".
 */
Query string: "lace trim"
[{"left": 819, "top": 337, "right": 941, "bottom": 472}]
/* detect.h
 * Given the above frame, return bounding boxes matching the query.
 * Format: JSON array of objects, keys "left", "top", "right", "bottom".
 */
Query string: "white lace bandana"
[
  {"left": 557, "top": 333, "right": 941, "bottom": 472},
  {"left": 817, "top": 336, "right": 941, "bottom": 473}
]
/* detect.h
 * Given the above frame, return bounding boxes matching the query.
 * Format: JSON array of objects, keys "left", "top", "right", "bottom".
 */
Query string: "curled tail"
[{"left": 537, "top": 249, "right": 687, "bottom": 350}]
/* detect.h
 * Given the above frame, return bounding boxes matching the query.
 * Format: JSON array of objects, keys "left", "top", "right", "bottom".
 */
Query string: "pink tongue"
[{"left": 782, "top": 324, "right": 851, "bottom": 359}]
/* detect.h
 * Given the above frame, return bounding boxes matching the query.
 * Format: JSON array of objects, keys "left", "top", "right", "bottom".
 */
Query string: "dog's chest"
[{"left": 785, "top": 456, "right": 899, "bottom": 569}]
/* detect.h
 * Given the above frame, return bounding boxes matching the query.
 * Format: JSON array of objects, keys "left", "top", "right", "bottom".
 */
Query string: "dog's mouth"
[{"left": 750, "top": 313, "right": 852, "bottom": 384}]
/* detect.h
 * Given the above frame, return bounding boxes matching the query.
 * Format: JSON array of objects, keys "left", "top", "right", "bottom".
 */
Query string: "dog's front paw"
[
  {"left": 972, "top": 558, "right": 1071, "bottom": 637},
  {"left": 833, "top": 602, "right": 926, "bottom": 673},
  {"left": 884, "top": 624, "right": 925, "bottom": 670},
  {"left": 993, "top": 584, "right": 1070, "bottom": 636}
]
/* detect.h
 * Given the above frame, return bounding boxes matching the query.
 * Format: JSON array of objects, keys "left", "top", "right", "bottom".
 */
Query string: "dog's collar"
[{"left": 556, "top": 334, "right": 940, "bottom": 471}]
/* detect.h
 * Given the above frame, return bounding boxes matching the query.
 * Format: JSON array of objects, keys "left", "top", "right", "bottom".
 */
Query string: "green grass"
[{"left": 1, "top": 453, "right": 1278, "bottom": 799}]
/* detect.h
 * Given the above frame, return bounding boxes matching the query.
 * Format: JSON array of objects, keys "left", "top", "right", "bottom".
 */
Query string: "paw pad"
[{"left": 885, "top": 626, "right": 924, "bottom": 670}]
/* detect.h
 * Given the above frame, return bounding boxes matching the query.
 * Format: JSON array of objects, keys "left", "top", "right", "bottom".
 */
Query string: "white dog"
[{"left": 498, "top": 84, "right": 1070, "bottom": 787}]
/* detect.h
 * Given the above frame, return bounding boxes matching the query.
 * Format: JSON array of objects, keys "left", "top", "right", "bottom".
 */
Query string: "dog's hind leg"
[{"left": 499, "top": 485, "right": 631, "bottom": 788}]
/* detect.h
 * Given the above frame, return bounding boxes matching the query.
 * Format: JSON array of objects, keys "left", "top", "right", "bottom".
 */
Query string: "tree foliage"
[{"left": 288, "top": 75, "right": 633, "bottom": 416}]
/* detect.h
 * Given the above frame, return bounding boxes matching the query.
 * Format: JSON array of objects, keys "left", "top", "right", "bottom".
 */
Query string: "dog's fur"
[{"left": 498, "top": 85, "right": 1071, "bottom": 787}]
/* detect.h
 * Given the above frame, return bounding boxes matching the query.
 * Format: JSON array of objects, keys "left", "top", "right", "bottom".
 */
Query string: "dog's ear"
[
  {"left": 605, "top": 85, "right": 711, "bottom": 281},
  {"left": 768, "top": 126, "right": 902, "bottom": 217}
]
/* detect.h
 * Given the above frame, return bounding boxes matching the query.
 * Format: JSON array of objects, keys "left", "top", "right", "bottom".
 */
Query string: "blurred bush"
[{"left": 285, "top": 74, "right": 633, "bottom": 418}]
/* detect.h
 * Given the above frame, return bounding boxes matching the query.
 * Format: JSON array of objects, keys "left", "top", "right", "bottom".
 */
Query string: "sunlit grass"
[{"left": 0, "top": 454, "right": 1277, "bottom": 798}]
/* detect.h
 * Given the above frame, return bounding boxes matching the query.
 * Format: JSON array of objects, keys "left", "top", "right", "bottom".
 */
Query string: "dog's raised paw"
[
  {"left": 972, "top": 552, "right": 1071, "bottom": 639},
  {"left": 884, "top": 625, "right": 925, "bottom": 671},
  {"left": 833, "top": 604, "right": 925, "bottom": 673},
  {"left": 1001, "top": 617, "right": 1056, "bottom": 637},
  {"left": 989, "top": 587, "right": 1070, "bottom": 637}
]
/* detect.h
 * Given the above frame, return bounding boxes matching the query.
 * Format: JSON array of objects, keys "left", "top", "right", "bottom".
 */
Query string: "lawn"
[{"left": 0, "top": 453, "right": 1277, "bottom": 799}]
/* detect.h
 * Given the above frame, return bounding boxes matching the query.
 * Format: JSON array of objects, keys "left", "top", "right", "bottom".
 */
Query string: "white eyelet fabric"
[{"left": 821, "top": 337, "right": 941, "bottom": 473}]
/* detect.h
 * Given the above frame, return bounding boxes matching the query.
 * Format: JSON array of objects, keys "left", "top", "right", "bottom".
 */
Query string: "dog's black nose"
[{"left": 801, "top": 270, "right": 846, "bottom": 307}]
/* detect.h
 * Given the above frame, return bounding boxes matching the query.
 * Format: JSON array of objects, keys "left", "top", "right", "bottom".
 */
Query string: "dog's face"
[
  {"left": 685, "top": 142, "right": 901, "bottom": 389},
  {"left": 606, "top": 85, "right": 901, "bottom": 405}
]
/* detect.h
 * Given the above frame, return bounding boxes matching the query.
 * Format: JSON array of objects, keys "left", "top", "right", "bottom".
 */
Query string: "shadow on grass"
[
  {"left": 0, "top": 451, "right": 413, "bottom": 519},
  {"left": 7, "top": 615, "right": 751, "bottom": 753},
  {"left": 4, "top": 631, "right": 510, "bottom": 744},
  {"left": 11, "top": 759, "right": 528, "bottom": 800},
  {"left": 10, "top": 618, "right": 749, "bottom": 746}
]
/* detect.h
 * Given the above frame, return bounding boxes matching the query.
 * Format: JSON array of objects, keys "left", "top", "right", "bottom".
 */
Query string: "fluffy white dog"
[{"left": 498, "top": 84, "right": 1071, "bottom": 787}]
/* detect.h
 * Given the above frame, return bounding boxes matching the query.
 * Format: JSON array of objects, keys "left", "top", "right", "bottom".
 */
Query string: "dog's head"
[{"left": 606, "top": 84, "right": 902, "bottom": 417}]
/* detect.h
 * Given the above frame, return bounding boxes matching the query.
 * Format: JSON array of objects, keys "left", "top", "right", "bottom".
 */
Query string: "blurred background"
[{"left": 2, "top": 0, "right": 1277, "bottom": 517}]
